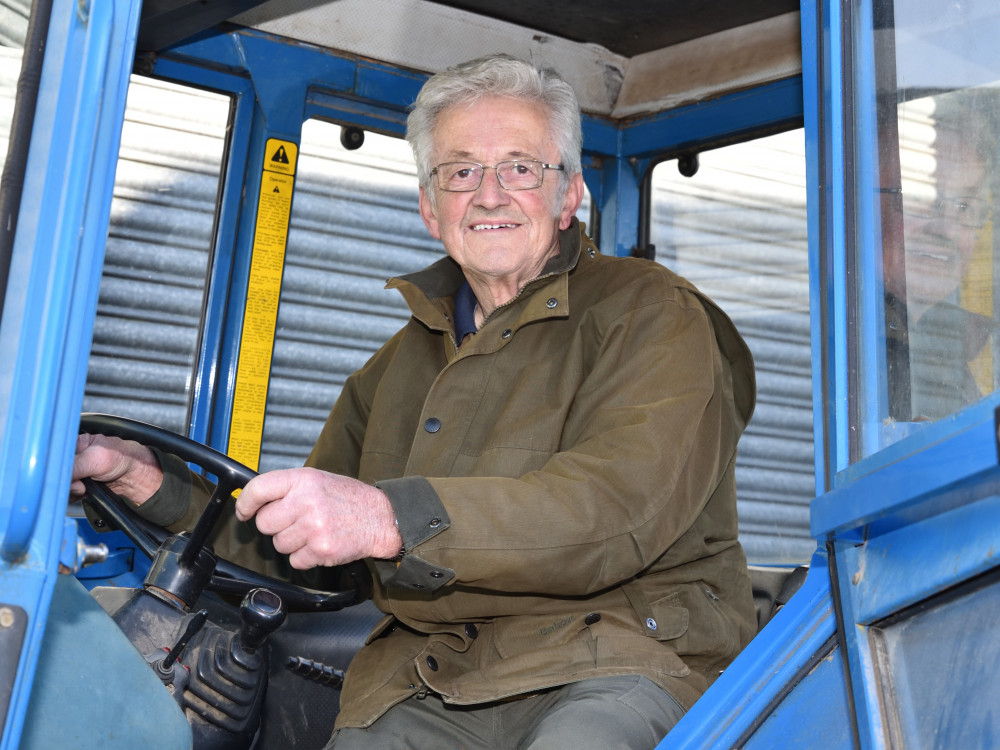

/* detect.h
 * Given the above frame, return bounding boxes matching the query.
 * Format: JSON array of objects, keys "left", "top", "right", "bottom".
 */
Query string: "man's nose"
[{"left": 473, "top": 167, "right": 510, "bottom": 207}]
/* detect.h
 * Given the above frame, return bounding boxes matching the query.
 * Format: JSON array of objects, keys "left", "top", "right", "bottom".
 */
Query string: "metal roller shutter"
[
  {"left": 260, "top": 124, "right": 441, "bottom": 470},
  {"left": 81, "top": 78, "right": 229, "bottom": 433},
  {"left": 650, "top": 131, "right": 815, "bottom": 562}
]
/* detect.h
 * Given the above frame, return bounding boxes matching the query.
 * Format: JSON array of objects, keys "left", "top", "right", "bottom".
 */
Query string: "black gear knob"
[{"left": 239, "top": 588, "right": 286, "bottom": 653}]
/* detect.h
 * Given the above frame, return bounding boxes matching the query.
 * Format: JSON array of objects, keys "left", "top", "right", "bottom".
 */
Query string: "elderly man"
[
  {"left": 73, "top": 55, "right": 757, "bottom": 748},
  {"left": 887, "top": 93, "right": 997, "bottom": 422}
]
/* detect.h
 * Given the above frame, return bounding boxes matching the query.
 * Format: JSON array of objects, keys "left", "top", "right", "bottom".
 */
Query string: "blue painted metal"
[
  {"left": 832, "top": 537, "right": 886, "bottom": 750},
  {"left": 812, "top": 407, "right": 1000, "bottom": 540},
  {"left": 581, "top": 115, "right": 619, "bottom": 158},
  {"left": 618, "top": 77, "right": 803, "bottom": 160},
  {"left": 19, "top": 6, "right": 999, "bottom": 749},
  {"left": 0, "top": 0, "right": 142, "bottom": 746},
  {"left": 799, "top": 1, "right": 830, "bottom": 497},
  {"left": 592, "top": 149, "right": 646, "bottom": 259},
  {"left": 742, "top": 637, "right": 852, "bottom": 750},
  {"left": 820, "top": 0, "right": 852, "bottom": 480},
  {"left": 191, "top": 82, "right": 255, "bottom": 448},
  {"left": 661, "top": 551, "right": 836, "bottom": 749},
  {"left": 845, "top": 491, "right": 1000, "bottom": 623},
  {"left": 73, "top": 522, "right": 148, "bottom": 590},
  {"left": 851, "top": 0, "right": 892, "bottom": 461},
  {"left": 307, "top": 90, "right": 410, "bottom": 137}
]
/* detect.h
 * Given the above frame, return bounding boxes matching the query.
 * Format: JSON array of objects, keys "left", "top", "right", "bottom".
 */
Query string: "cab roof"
[{"left": 138, "top": 0, "right": 802, "bottom": 118}]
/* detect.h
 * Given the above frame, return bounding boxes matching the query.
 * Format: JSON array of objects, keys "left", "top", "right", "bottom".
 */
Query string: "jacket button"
[
  {"left": 501, "top": 329, "right": 512, "bottom": 339},
  {"left": 546, "top": 298, "right": 558, "bottom": 309},
  {"left": 646, "top": 617, "right": 658, "bottom": 632},
  {"left": 428, "top": 518, "right": 442, "bottom": 528},
  {"left": 584, "top": 612, "right": 601, "bottom": 625},
  {"left": 426, "top": 656, "right": 439, "bottom": 671},
  {"left": 465, "top": 623, "right": 479, "bottom": 638},
  {"left": 430, "top": 570, "right": 443, "bottom": 578},
  {"left": 424, "top": 418, "right": 441, "bottom": 433}
]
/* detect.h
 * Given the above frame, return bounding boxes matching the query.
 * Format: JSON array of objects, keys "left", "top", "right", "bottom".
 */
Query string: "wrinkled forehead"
[
  {"left": 431, "top": 96, "right": 556, "bottom": 155},
  {"left": 932, "top": 128, "right": 989, "bottom": 196}
]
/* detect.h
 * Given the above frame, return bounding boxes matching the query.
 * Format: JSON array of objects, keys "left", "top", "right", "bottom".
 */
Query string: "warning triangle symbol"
[
  {"left": 271, "top": 145, "right": 289, "bottom": 164},
  {"left": 273, "top": 186, "right": 281, "bottom": 193}
]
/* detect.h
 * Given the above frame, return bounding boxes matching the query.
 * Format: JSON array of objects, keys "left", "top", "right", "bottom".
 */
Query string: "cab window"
[
  {"left": 260, "top": 120, "right": 430, "bottom": 472},
  {"left": 868, "top": 0, "right": 1000, "bottom": 454},
  {"left": 82, "top": 77, "right": 230, "bottom": 433},
  {"left": 649, "top": 129, "right": 812, "bottom": 562}
]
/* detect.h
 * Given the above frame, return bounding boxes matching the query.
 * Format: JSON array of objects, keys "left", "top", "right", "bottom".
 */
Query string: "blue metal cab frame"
[{"left": 2, "top": 0, "right": 1000, "bottom": 748}]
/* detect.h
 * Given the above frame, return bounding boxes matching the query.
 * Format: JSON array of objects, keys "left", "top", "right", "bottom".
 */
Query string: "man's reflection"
[{"left": 891, "top": 98, "right": 995, "bottom": 421}]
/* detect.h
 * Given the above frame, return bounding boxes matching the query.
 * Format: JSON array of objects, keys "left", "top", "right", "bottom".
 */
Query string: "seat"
[{"left": 748, "top": 564, "right": 809, "bottom": 631}]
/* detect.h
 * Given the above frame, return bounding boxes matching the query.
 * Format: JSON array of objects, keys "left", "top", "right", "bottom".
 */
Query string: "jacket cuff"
[
  {"left": 134, "top": 447, "right": 193, "bottom": 528},
  {"left": 373, "top": 475, "right": 454, "bottom": 591}
]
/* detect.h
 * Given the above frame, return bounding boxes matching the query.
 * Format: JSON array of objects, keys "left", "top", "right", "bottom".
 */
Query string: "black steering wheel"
[{"left": 79, "top": 413, "right": 368, "bottom": 612}]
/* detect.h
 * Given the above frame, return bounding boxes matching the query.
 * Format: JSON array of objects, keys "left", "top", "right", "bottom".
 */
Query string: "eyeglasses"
[
  {"left": 430, "top": 160, "right": 564, "bottom": 192},
  {"left": 903, "top": 195, "right": 992, "bottom": 229}
]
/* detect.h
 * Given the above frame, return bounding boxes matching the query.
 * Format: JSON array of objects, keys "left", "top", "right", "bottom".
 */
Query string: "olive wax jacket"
[{"left": 141, "top": 219, "right": 757, "bottom": 729}]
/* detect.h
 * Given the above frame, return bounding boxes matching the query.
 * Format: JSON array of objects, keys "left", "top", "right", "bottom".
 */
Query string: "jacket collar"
[{"left": 387, "top": 218, "right": 589, "bottom": 330}]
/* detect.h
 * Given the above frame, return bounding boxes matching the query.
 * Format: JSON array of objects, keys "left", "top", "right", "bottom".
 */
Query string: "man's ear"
[
  {"left": 419, "top": 187, "right": 441, "bottom": 239},
  {"left": 558, "top": 173, "right": 585, "bottom": 230}
]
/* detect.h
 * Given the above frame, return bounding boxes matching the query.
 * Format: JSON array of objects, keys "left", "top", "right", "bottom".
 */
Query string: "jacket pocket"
[{"left": 649, "top": 585, "right": 739, "bottom": 661}]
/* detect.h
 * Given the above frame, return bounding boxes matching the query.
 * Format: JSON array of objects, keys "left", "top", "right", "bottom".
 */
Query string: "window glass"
[
  {"left": 649, "top": 130, "right": 814, "bottom": 563},
  {"left": 872, "top": 572, "right": 1000, "bottom": 747},
  {"left": 871, "top": 0, "right": 1000, "bottom": 451},
  {"left": 82, "top": 77, "right": 229, "bottom": 432},
  {"left": 259, "top": 120, "right": 591, "bottom": 472},
  {"left": 0, "top": 23, "right": 24, "bottom": 170},
  {"left": 260, "top": 122, "right": 431, "bottom": 472},
  {"left": 1, "top": 4, "right": 28, "bottom": 226}
]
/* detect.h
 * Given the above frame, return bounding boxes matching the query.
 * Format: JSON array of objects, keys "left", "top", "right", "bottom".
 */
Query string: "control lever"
[
  {"left": 148, "top": 609, "right": 208, "bottom": 703},
  {"left": 232, "top": 588, "right": 286, "bottom": 664},
  {"left": 160, "top": 609, "right": 209, "bottom": 672}
]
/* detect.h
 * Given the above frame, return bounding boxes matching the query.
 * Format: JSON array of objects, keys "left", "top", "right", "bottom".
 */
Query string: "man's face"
[
  {"left": 418, "top": 96, "right": 584, "bottom": 297},
  {"left": 903, "top": 130, "right": 988, "bottom": 309}
]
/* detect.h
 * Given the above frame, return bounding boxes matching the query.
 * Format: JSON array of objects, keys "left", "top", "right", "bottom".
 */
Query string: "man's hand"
[
  {"left": 235, "top": 468, "right": 402, "bottom": 570},
  {"left": 71, "top": 433, "right": 164, "bottom": 502}
]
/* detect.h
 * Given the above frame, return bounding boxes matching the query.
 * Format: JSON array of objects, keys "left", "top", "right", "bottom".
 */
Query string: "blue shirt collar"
[{"left": 454, "top": 279, "right": 478, "bottom": 345}]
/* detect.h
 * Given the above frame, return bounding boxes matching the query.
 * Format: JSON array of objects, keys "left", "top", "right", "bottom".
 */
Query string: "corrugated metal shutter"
[
  {"left": 650, "top": 131, "right": 815, "bottom": 562},
  {"left": 260, "top": 124, "right": 441, "bottom": 471},
  {"left": 81, "top": 78, "right": 230, "bottom": 433},
  {"left": 1, "top": 46, "right": 19, "bottom": 154},
  {"left": 1, "top": 2, "right": 27, "bottom": 194},
  {"left": 0, "top": 0, "right": 29, "bottom": 49}
]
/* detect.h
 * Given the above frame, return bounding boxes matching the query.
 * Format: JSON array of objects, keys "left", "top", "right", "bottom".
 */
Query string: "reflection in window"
[
  {"left": 874, "top": 0, "right": 999, "bottom": 448},
  {"left": 649, "top": 131, "right": 813, "bottom": 563}
]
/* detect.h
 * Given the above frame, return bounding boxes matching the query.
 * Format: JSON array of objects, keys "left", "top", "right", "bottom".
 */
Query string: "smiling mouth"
[{"left": 471, "top": 223, "right": 518, "bottom": 231}]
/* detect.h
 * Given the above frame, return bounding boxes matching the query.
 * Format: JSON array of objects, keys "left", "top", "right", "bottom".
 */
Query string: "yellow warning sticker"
[{"left": 228, "top": 138, "right": 298, "bottom": 470}]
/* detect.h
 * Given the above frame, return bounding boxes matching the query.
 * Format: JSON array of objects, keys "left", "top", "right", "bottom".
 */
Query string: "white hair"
[{"left": 406, "top": 55, "right": 583, "bottom": 192}]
